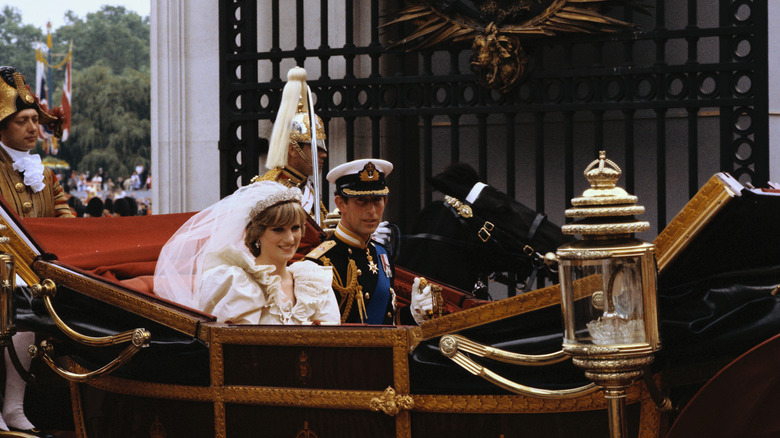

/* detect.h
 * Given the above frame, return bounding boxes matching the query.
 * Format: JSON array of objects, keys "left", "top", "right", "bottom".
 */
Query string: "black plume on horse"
[{"left": 398, "top": 163, "right": 572, "bottom": 297}]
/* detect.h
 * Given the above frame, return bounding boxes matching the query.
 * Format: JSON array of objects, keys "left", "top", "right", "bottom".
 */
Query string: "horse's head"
[
  {"left": 427, "top": 162, "right": 572, "bottom": 257},
  {"left": 398, "top": 163, "right": 572, "bottom": 296}
]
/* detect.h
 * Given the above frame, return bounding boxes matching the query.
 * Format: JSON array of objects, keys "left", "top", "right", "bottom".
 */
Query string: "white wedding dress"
[{"left": 199, "top": 244, "right": 340, "bottom": 325}]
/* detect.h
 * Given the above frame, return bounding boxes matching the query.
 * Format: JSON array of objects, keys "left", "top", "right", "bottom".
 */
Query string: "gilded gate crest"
[{"left": 383, "top": 0, "right": 643, "bottom": 91}]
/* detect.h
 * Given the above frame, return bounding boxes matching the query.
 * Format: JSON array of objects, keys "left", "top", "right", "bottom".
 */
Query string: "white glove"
[
  {"left": 410, "top": 277, "right": 434, "bottom": 325},
  {"left": 372, "top": 220, "right": 392, "bottom": 245}
]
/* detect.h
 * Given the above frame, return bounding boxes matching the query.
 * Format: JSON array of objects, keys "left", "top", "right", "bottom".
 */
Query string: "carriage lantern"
[{"left": 556, "top": 151, "right": 660, "bottom": 438}]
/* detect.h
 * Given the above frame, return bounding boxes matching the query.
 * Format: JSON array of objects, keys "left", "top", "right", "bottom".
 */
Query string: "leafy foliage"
[
  {"left": 0, "top": 7, "right": 44, "bottom": 77},
  {"left": 56, "top": 6, "right": 150, "bottom": 74},
  {"left": 0, "top": 5, "right": 150, "bottom": 180},
  {"left": 57, "top": 64, "right": 150, "bottom": 177}
]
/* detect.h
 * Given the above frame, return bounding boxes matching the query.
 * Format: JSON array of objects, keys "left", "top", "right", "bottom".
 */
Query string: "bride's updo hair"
[{"left": 244, "top": 200, "right": 308, "bottom": 257}]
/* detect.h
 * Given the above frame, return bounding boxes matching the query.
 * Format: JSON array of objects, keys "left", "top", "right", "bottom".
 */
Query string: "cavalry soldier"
[
  {"left": 252, "top": 67, "right": 328, "bottom": 258},
  {"left": 306, "top": 159, "right": 436, "bottom": 325}
]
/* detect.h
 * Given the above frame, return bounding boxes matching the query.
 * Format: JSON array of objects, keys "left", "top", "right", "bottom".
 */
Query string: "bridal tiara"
[{"left": 249, "top": 187, "right": 303, "bottom": 219}]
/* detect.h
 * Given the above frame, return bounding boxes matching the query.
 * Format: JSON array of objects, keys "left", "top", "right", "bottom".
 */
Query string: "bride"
[{"left": 154, "top": 181, "right": 340, "bottom": 325}]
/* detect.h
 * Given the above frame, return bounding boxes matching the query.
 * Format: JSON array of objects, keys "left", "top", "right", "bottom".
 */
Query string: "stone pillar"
[
  {"left": 151, "top": 0, "right": 220, "bottom": 214},
  {"left": 770, "top": 2, "right": 780, "bottom": 182}
]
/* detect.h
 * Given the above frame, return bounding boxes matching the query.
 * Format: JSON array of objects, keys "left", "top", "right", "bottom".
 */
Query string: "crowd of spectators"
[
  {"left": 58, "top": 163, "right": 152, "bottom": 217},
  {"left": 66, "top": 193, "right": 150, "bottom": 217}
]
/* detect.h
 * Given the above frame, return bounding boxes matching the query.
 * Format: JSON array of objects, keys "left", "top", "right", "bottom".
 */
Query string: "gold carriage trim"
[
  {"left": 571, "top": 195, "right": 638, "bottom": 206},
  {"left": 341, "top": 187, "right": 390, "bottom": 196},
  {"left": 562, "top": 222, "right": 650, "bottom": 235},
  {"left": 66, "top": 358, "right": 651, "bottom": 415},
  {"left": 565, "top": 206, "right": 645, "bottom": 218},
  {"left": 369, "top": 387, "right": 414, "bottom": 416},
  {"left": 556, "top": 250, "right": 615, "bottom": 261}
]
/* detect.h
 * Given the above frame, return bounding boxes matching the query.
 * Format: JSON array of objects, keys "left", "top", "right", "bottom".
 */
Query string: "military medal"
[
  {"left": 366, "top": 247, "right": 379, "bottom": 274},
  {"left": 379, "top": 253, "right": 391, "bottom": 278}
]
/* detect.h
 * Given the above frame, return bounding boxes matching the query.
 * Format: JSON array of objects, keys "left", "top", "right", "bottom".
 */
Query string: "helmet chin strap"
[{"left": 291, "top": 141, "right": 314, "bottom": 168}]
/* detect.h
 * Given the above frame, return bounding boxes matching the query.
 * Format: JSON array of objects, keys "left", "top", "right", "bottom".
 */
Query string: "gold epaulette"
[
  {"left": 251, "top": 166, "right": 308, "bottom": 189},
  {"left": 250, "top": 168, "right": 283, "bottom": 185},
  {"left": 305, "top": 240, "right": 336, "bottom": 260}
]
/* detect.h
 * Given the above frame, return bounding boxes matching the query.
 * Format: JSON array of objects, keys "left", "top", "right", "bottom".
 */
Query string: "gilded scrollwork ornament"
[{"left": 369, "top": 386, "right": 414, "bottom": 416}]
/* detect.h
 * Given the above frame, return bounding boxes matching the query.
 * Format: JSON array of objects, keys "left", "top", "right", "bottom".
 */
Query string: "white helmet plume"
[{"left": 265, "top": 67, "right": 308, "bottom": 170}]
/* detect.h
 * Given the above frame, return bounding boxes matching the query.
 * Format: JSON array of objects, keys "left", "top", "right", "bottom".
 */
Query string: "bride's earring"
[{"left": 254, "top": 241, "right": 261, "bottom": 250}]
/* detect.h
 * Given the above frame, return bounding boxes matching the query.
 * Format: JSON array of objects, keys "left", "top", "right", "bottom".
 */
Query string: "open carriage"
[{"left": 1, "top": 171, "right": 780, "bottom": 437}]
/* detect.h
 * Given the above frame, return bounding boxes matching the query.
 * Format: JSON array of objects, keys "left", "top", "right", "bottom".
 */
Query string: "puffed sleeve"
[
  {"left": 288, "top": 260, "right": 341, "bottom": 324},
  {"left": 199, "top": 246, "right": 274, "bottom": 324}
]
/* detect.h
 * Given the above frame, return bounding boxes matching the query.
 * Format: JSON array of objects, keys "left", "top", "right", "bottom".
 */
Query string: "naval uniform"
[{"left": 306, "top": 224, "right": 398, "bottom": 325}]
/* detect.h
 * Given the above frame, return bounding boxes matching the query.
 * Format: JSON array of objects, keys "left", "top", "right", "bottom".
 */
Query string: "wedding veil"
[{"left": 154, "top": 180, "right": 295, "bottom": 309}]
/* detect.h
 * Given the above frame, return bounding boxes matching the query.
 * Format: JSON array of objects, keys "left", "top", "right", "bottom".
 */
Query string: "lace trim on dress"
[{"left": 201, "top": 245, "right": 334, "bottom": 324}]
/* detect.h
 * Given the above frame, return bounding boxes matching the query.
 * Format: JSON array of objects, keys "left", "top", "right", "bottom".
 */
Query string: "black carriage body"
[
  {"left": 0, "top": 200, "right": 657, "bottom": 437},
  {"left": 4, "top": 173, "right": 780, "bottom": 436}
]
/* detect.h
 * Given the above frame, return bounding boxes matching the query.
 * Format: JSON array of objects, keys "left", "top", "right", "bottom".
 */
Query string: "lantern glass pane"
[{"left": 563, "top": 256, "right": 646, "bottom": 346}]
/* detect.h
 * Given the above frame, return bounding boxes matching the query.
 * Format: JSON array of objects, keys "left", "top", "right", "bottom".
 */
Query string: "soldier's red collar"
[{"left": 334, "top": 223, "right": 369, "bottom": 249}]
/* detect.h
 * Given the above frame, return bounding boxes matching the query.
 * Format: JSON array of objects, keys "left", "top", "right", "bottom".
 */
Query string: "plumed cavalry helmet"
[
  {"left": 0, "top": 66, "right": 64, "bottom": 138},
  {"left": 265, "top": 66, "right": 326, "bottom": 170}
]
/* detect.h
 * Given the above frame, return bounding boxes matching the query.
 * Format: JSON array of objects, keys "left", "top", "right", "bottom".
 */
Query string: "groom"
[{"left": 306, "top": 159, "right": 434, "bottom": 325}]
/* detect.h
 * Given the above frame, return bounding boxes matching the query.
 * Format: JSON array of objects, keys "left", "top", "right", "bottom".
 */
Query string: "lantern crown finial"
[
  {"left": 584, "top": 150, "right": 622, "bottom": 190},
  {"left": 562, "top": 150, "right": 649, "bottom": 237}
]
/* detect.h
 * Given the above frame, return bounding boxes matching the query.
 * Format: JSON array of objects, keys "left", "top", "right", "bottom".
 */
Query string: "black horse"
[{"left": 397, "top": 163, "right": 572, "bottom": 299}]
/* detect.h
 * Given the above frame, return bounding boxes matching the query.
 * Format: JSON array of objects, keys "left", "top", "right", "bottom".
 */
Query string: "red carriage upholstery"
[
  {"left": 394, "top": 266, "right": 489, "bottom": 315},
  {"left": 20, "top": 212, "right": 485, "bottom": 316},
  {"left": 22, "top": 212, "right": 196, "bottom": 300},
  {"left": 23, "top": 212, "right": 196, "bottom": 281}
]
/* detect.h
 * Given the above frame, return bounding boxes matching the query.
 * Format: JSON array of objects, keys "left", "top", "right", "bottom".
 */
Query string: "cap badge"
[{"left": 359, "top": 162, "right": 379, "bottom": 182}]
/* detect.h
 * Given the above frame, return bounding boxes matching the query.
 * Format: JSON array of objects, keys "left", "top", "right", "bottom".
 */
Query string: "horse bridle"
[
  {"left": 403, "top": 193, "right": 552, "bottom": 293},
  {"left": 442, "top": 195, "right": 548, "bottom": 268}
]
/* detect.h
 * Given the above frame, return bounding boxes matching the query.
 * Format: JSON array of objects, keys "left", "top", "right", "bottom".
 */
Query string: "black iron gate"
[{"left": 218, "top": 0, "right": 769, "bottom": 238}]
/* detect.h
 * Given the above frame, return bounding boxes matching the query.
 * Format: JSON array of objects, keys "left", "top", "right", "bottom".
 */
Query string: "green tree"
[
  {"left": 55, "top": 6, "right": 150, "bottom": 74},
  {"left": 56, "top": 63, "right": 150, "bottom": 179},
  {"left": 0, "top": 5, "right": 151, "bottom": 181},
  {"left": 0, "top": 6, "right": 45, "bottom": 80}
]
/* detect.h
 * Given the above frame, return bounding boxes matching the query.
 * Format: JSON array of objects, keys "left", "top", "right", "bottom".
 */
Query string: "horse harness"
[{"left": 403, "top": 194, "right": 550, "bottom": 293}]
